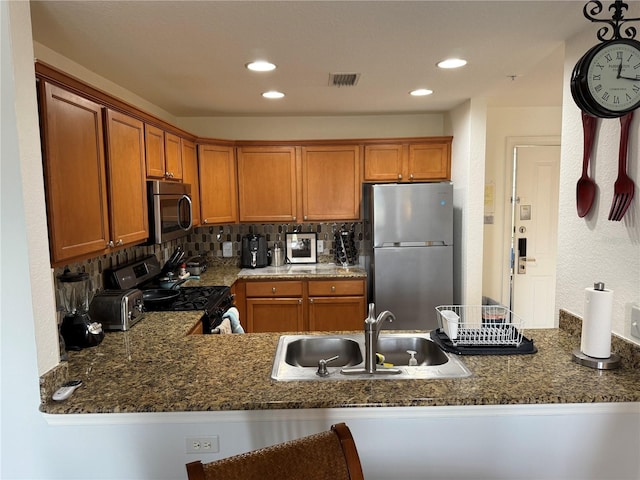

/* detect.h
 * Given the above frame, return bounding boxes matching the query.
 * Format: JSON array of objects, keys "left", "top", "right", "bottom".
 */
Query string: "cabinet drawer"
[
  {"left": 246, "top": 281, "right": 304, "bottom": 297},
  {"left": 308, "top": 280, "right": 365, "bottom": 296}
]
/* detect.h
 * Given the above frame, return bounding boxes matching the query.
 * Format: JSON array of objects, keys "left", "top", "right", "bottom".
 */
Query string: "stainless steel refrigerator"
[{"left": 363, "top": 182, "right": 453, "bottom": 330}]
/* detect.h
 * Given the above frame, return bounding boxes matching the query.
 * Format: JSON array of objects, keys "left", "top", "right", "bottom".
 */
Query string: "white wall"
[
  {"left": 177, "top": 114, "right": 445, "bottom": 140},
  {"left": 557, "top": 29, "right": 640, "bottom": 343},
  {"left": 447, "top": 99, "right": 486, "bottom": 305},
  {"left": 483, "top": 107, "right": 563, "bottom": 305}
]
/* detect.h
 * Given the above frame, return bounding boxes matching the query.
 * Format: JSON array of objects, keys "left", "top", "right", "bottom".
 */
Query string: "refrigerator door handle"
[{"left": 379, "top": 241, "right": 448, "bottom": 247}]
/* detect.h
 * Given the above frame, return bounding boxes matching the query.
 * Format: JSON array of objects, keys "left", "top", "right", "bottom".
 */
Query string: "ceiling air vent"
[{"left": 329, "top": 73, "right": 360, "bottom": 87}]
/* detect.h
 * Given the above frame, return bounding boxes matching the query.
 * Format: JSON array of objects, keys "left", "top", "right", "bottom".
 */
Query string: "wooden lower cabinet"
[
  {"left": 308, "top": 279, "right": 366, "bottom": 331},
  {"left": 242, "top": 278, "right": 365, "bottom": 333}
]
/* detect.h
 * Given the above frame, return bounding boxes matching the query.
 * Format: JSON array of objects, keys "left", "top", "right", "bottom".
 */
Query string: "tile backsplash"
[{"left": 53, "top": 222, "right": 364, "bottom": 292}]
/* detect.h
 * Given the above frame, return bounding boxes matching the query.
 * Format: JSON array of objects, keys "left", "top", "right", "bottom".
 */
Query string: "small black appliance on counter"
[
  {"left": 241, "top": 234, "right": 268, "bottom": 268},
  {"left": 56, "top": 269, "right": 104, "bottom": 350}
]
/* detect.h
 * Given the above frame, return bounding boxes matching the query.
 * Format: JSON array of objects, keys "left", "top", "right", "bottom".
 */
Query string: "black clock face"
[{"left": 572, "top": 39, "right": 640, "bottom": 118}]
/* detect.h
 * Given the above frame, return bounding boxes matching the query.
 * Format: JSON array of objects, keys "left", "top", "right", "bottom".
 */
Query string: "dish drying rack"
[{"left": 435, "top": 305, "right": 524, "bottom": 347}]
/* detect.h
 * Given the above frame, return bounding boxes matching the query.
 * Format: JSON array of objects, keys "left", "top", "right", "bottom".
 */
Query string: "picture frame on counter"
[{"left": 285, "top": 232, "right": 317, "bottom": 264}]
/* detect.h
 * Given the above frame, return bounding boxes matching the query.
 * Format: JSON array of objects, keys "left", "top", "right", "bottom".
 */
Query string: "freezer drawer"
[{"left": 373, "top": 246, "right": 453, "bottom": 330}]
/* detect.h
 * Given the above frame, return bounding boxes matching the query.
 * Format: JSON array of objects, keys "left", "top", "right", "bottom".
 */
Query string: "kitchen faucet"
[{"left": 342, "top": 303, "right": 402, "bottom": 376}]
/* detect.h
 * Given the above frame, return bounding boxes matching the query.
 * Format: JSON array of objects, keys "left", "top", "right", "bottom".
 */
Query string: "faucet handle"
[{"left": 365, "top": 303, "right": 376, "bottom": 324}]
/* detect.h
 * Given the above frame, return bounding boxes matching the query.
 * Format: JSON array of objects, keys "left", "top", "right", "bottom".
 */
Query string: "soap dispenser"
[{"left": 407, "top": 350, "right": 418, "bottom": 366}]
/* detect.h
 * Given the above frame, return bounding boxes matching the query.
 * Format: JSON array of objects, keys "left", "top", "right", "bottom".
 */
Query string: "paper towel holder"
[
  {"left": 572, "top": 281, "right": 621, "bottom": 369},
  {"left": 571, "top": 349, "right": 621, "bottom": 370}
]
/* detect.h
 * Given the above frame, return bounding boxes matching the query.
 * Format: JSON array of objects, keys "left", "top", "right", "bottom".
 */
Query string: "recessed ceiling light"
[
  {"left": 437, "top": 58, "right": 467, "bottom": 69},
  {"left": 246, "top": 61, "right": 276, "bottom": 72},
  {"left": 262, "top": 90, "right": 285, "bottom": 99},
  {"left": 410, "top": 89, "right": 433, "bottom": 97}
]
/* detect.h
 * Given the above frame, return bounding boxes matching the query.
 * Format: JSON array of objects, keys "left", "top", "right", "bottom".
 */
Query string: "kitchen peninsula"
[{"left": 40, "top": 263, "right": 640, "bottom": 415}]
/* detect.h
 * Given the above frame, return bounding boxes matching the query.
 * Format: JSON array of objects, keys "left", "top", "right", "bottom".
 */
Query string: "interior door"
[{"left": 511, "top": 145, "right": 560, "bottom": 328}]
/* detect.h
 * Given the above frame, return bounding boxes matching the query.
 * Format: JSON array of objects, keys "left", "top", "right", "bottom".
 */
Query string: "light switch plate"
[
  {"left": 631, "top": 304, "right": 640, "bottom": 340},
  {"left": 317, "top": 240, "right": 324, "bottom": 254},
  {"left": 222, "top": 241, "right": 233, "bottom": 258}
]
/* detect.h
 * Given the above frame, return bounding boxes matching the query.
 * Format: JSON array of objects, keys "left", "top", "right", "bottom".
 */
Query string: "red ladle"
[{"left": 576, "top": 111, "right": 598, "bottom": 217}]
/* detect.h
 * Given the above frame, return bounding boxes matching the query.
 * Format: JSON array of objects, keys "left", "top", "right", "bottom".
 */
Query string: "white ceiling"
[{"left": 29, "top": 1, "right": 601, "bottom": 117}]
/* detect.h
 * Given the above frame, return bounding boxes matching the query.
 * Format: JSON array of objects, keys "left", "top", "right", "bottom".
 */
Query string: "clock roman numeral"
[
  {"left": 595, "top": 84, "right": 603, "bottom": 93},
  {"left": 616, "top": 51, "right": 623, "bottom": 60},
  {"left": 613, "top": 96, "right": 620, "bottom": 104},
  {"left": 605, "top": 53, "right": 613, "bottom": 62},
  {"left": 592, "top": 74, "right": 601, "bottom": 81},
  {"left": 602, "top": 92, "right": 610, "bottom": 102}
]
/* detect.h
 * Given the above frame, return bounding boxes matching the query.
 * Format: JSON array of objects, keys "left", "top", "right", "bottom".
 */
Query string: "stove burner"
[{"left": 143, "top": 286, "right": 230, "bottom": 312}]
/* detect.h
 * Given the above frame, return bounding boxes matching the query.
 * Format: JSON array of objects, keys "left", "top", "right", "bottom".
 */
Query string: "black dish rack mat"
[{"left": 430, "top": 328, "right": 537, "bottom": 355}]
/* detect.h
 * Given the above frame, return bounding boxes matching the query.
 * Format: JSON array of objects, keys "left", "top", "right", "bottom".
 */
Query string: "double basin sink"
[{"left": 271, "top": 332, "right": 471, "bottom": 381}]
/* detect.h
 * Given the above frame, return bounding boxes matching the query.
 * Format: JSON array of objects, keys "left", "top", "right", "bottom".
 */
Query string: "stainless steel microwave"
[{"left": 146, "top": 180, "right": 193, "bottom": 244}]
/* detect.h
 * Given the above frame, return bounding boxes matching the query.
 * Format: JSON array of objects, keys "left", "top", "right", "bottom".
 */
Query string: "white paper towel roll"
[{"left": 580, "top": 284, "right": 614, "bottom": 358}]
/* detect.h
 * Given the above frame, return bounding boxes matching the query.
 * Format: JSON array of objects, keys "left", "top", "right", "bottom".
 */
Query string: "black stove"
[
  {"left": 143, "top": 285, "right": 231, "bottom": 313},
  {"left": 104, "top": 255, "right": 236, "bottom": 334}
]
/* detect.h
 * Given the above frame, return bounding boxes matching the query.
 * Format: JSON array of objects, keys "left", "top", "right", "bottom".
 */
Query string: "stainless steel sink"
[
  {"left": 284, "top": 337, "right": 363, "bottom": 367},
  {"left": 271, "top": 333, "right": 471, "bottom": 381},
  {"left": 377, "top": 336, "right": 449, "bottom": 366}
]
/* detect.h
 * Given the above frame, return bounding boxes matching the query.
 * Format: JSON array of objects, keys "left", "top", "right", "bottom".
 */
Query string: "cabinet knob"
[
  {"left": 409, "top": 174, "right": 414, "bottom": 180},
  {"left": 116, "top": 239, "right": 123, "bottom": 246},
  {"left": 398, "top": 173, "right": 403, "bottom": 180},
  {"left": 165, "top": 171, "right": 170, "bottom": 178},
  {"left": 331, "top": 285, "right": 336, "bottom": 292},
  {"left": 292, "top": 216, "right": 297, "bottom": 221},
  {"left": 272, "top": 287, "right": 276, "bottom": 294},
  {"left": 203, "top": 219, "right": 208, "bottom": 224},
  {"left": 298, "top": 299, "right": 302, "bottom": 304},
  {"left": 107, "top": 241, "right": 114, "bottom": 248},
  {"left": 309, "top": 298, "right": 314, "bottom": 304},
  {"left": 304, "top": 215, "right": 308, "bottom": 220}
]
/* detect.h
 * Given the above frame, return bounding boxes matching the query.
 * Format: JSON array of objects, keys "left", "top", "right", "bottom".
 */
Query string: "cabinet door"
[
  {"left": 308, "top": 297, "right": 366, "bottom": 331},
  {"left": 246, "top": 298, "right": 304, "bottom": 333},
  {"left": 198, "top": 144, "right": 238, "bottom": 224},
  {"left": 237, "top": 146, "right": 298, "bottom": 222},
  {"left": 144, "top": 124, "right": 165, "bottom": 178},
  {"left": 181, "top": 139, "right": 200, "bottom": 227},
  {"left": 363, "top": 144, "right": 405, "bottom": 182},
  {"left": 40, "top": 82, "right": 109, "bottom": 265},
  {"left": 408, "top": 142, "right": 451, "bottom": 181},
  {"left": 104, "top": 110, "right": 149, "bottom": 247},
  {"left": 164, "top": 132, "right": 183, "bottom": 180},
  {"left": 301, "top": 145, "right": 361, "bottom": 221}
]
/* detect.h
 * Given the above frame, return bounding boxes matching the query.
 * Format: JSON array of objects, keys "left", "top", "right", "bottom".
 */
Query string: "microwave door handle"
[{"left": 177, "top": 195, "right": 193, "bottom": 230}]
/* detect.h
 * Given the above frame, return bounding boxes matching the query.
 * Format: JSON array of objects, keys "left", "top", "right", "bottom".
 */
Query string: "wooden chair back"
[{"left": 186, "top": 422, "right": 364, "bottom": 480}]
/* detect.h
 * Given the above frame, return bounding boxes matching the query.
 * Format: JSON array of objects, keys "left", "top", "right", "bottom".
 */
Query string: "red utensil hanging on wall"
[
  {"left": 576, "top": 111, "right": 598, "bottom": 217},
  {"left": 608, "top": 111, "right": 635, "bottom": 221}
]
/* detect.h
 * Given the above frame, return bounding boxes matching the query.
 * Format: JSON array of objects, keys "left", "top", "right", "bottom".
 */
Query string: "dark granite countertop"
[
  {"left": 237, "top": 263, "right": 367, "bottom": 280},
  {"left": 39, "top": 262, "right": 640, "bottom": 414}
]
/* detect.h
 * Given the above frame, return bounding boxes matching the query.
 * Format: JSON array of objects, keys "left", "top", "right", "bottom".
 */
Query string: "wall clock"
[{"left": 571, "top": 38, "right": 640, "bottom": 118}]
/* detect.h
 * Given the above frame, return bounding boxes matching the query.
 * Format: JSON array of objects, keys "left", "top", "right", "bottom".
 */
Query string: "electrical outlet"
[
  {"left": 186, "top": 436, "right": 219, "bottom": 454},
  {"left": 222, "top": 241, "right": 233, "bottom": 258},
  {"left": 317, "top": 240, "right": 324, "bottom": 254}
]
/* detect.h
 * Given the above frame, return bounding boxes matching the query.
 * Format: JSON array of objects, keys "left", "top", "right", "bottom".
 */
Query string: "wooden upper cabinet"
[
  {"left": 182, "top": 139, "right": 200, "bottom": 227},
  {"left": 144, "top": 126, "right": 182, "bottom": 181},
  {"left": 164, "top": 132, "right": 183, "bottom": 180},
  {"left": 364, "top": 138, "right": 452, "bottom": 182},
  {"left": 198, "top": 144, "right": 238, "bottom": 224},
  {"left": 144, "top": 124, "right": 165, "bottom": 179},
  {"left": 363, "top": 144, "right": 405, "bottom": 181},
  {"left": 237, "top": 146, "right": 298, "bottom": 222},
  {"left": 301, "top": 145, "right": 361, "bottom": 221},
  {"left": 40, "top": 82, "right": 110, "bottom": 265},
  {"left": 408, "top": 142, "right": 451, "bottom": 181},
  {"left": 104, "top": 110, "right": 148, "bottom": 247}
]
